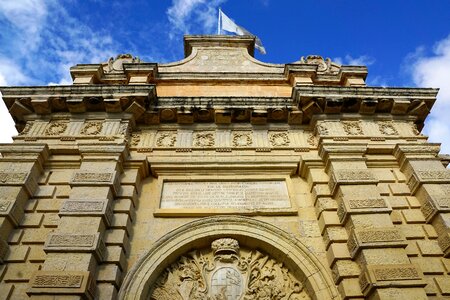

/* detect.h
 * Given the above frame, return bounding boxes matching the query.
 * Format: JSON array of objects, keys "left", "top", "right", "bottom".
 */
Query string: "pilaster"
[{"left": 313, "top": 141, "right": 426, "bottom": 299}]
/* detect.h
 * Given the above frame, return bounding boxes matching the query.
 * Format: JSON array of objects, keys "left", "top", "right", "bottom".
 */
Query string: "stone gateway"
[{"left": 0, "top": 35, "right": 448, "bottom": 299}]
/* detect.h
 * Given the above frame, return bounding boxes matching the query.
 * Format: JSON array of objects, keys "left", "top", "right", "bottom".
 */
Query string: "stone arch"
[{"left": 118, "top": 216, "right": 339, "bottom": 299}]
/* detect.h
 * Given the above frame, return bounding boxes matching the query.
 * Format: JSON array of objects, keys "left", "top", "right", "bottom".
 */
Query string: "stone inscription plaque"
[{"left": 160, "top": 181, "right": 291, "bottom": 209}]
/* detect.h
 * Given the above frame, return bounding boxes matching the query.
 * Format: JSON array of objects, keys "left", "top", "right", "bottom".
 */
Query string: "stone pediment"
[{"left": 158, "top": 35, "right": 284, "bottom": 77}]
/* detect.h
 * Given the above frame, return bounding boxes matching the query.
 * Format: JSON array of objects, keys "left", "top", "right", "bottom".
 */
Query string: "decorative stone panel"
[
  {"left": 359, "top": 264, "right": 425, "bottom": 296},
  {"left": 59, "top": 199, "right": 113, "bottom": 226},
  {"left": 347, "top": 227, "right": 407, "bottom": 258},
  {"left": 420, "top": 194, "right": 450, "bottom": 223},
  {"left": 408, "top": 170, "right": 450, "bottom": 194},
  {"left": 329, "top": 170, "right": 378, "bottom": 194},
  {"left": 0, "top": 200, "right": 22, "bottom": 226},
  {"left": 0, "top": 171, "right": 37, "bottom": 195},
  {"left": 70, "top": 171, "right": 119, "bottom": 196},
  {"left": 27, "top": 271, "right": 95, "bottom": 299},
  {"left": 337, "top": 197, "right": 392, "bottom": 223},
  {"left": 43, "top": 232, "right": 105, "bottom": 261}
]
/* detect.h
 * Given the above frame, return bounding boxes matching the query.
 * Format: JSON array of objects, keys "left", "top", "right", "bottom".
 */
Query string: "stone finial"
[
  {"left": 105, "top": 54, "right": 141, "bottom": 73},
  {"left": 295, "top": 55, "right": 340, "bottom": 73},
  {"left": 211, "top": 238, "right": 240, "bottom": 255}
]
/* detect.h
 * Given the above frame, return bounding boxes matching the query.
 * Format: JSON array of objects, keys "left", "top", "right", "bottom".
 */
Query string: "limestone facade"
[{"left": 0, "top": 35, "right": 448, "bottom": 299}]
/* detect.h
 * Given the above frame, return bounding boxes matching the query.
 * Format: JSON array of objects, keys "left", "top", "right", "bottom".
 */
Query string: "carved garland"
[
  {"left": 150, "top": 238, "right": 309, "bottom": 300},
  {"left": 80, "top": 121, "right": 103, "bottom": 135},
  {"left": 269, "top": 132, "right": 290, "bottom": 147},
  {"left": 194, "top": 133, "right": 215, "bottom": 147},
  {"left": 342, "top": 121, "right": 363, "bottom": 135},
  {"left": 45, "top": 121, "right": 68, "bottom": 136},
  {"left": 232, "top": 133, "right": 252, "bottom": 147},
  {"left": 156, "top": 133, "right": 177, "bottom": 147}
]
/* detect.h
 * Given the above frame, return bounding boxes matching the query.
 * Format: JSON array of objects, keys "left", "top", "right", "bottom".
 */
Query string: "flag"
[{"left": 219, "top": 9, "right": 266, "bottom": 54}]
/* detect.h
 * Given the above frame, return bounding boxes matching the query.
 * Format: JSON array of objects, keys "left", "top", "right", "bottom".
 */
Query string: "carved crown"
[{"left": 211, "top": 238, "right": 240, "bottom": 255}]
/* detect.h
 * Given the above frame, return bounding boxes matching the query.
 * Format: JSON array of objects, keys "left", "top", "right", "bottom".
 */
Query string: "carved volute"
[{"left": 149, "top": 238, "right": 310, "bottom": 300}]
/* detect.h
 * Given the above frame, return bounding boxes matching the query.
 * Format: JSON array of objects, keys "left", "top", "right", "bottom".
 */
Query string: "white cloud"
[
  {"left": 0, "top": 0, "right": 120, "bottom": 142},
  {"left": 334, "top": 54, "right": 375, "bottom": 66},
  {"left": 409, "top": 34, "right": 450, "bottom": 155},
  {"left": 166, "top": 0, "right": 227, "bottom": 38}
]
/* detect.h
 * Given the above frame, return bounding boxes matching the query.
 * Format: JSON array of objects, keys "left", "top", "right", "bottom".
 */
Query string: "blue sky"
[{"left": 1, "top": 0, "right": 450, "bottom": 154}]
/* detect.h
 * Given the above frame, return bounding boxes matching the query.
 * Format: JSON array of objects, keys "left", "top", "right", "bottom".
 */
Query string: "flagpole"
[{"left": 217, "top": 8, "right": 221, "bottom": 35}]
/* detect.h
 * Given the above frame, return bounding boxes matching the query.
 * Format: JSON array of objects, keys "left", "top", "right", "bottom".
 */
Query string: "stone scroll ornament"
[{"left": 150, "top": 238, "right": 309, "bottom": 300}]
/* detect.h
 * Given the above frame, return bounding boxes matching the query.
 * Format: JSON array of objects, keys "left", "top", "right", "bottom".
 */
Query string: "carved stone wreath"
[
  {"left": 378, "top": 121, "right": 398, "bottom": 135},
  {"left": 342, "top": 121, "right": 363, "bottom": 135},
  {"left": 232, "top": 133, "right": 252, "bottom": 147},
  {"left": 45, "top": 121, "right": 68, "bottom": 136},
  {"left": 150, "top": 238, "right": 309, "bottom": 300},
  {"left": 80, "top": 121, "right": 103, "bottom": 135},
  {"left": 269, "top": 132, "right": 290, "bottom": 147},
  {"left": 194, "top": 132, "right": 215, "bottom": 147},
  {"left": 156, "top": 133, "right": 177, "bottom": 147}
]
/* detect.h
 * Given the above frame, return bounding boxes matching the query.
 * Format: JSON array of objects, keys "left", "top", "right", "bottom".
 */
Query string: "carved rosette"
[
  {"left": 193, "top": 132, "right": 215, "bottom": 147},
  {"left": 269, "top": 132, "right": 290, "bottom": 147},
  {"left": 156, "top": 132, "right": 177, "bottom": 147},
  {"left": 232, "top": 132, "right": 252, "bottom": 147},
  {"left": 150, "top": 238, "right": 309, "bottom": 300},
  {"left": 342, "top": 121, "right": 363, "bottom": 135},
  {"left": 80, "top": 121, "right": 103, "bottom": 135}
]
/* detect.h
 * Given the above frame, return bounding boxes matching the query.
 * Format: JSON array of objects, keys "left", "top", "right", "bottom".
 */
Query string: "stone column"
[
  {"left": 28, "top": 145, "right": 126, "bottom": 299},
  {"left": 319, "top": 143, "right": 426, "bottom": 299}
]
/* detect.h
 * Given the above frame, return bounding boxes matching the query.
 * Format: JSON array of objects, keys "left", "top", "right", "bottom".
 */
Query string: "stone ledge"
[
  {"left": 359, "top": 264, "right": 425, "bottom": 296},
  {"left": 337, "top": 197, "right": 392, "bottom": 223},
  {"left": 59, "top": 199, "right": 113, "bottom": 227},
  {"left": 43, "top": 232, "right": 106, "bottom": 261},
  {"left": 347, "top": 227, "right": 407, "bottom": 258},
  {"left": 27, "top": 270, "right": 95, "bottom": 299}
]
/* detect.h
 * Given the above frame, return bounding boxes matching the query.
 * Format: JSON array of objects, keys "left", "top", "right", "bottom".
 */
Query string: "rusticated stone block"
[
  {"left": 315, "top": 197, "right": 338, "bottom": 218},
  {"left": 332, "top": 260, "right": 360, "bottom": 284},
  {"left": 27, "top": 270, "right": 95, "bottom": 299},
  {"left": 97, "top": 264, "right": 122, "bottom": 288},
  {"left": 70, "top": 171, "right": 119, "bottom": 196},
  {"left": 420, "top": 194, "right": 450, "bottom": 222},
  {"left": 104, "top": 246, "right": 127, "bottom": 271},
  {"left": 402, "top": 209, "right": 426, "bottom": 224},
  {"left": 347, "top": 227, "right": 407, "bottom": 258},
  {"left": 0, "top": 283, "right": 14, "bottom": 299},
  {"left": 0, "top": 172, "right": 37, "bottom": 196},
  {"left": 337, "top": 197, "right": 391, "bottom": 223},
  {"left": 326, "top": 243, "right": 351, "bottom": 267},
  {"left": 329, "top": 169, "right": 378, "bottom": 195},
  {"left": 97, "top": 283, "right": 118, "bottom": 300},
  {"left": 359, "top": 264, "right": 425, "bottom": 296},
  {"left": 408, "top": 170, "right": 450, "bottom": 194},
  {"left": 0, "top": 200, "right": 22, "bottom": 226},
  {"left": 412, "top": 257, "right": 445, "bottom": 275},
  {"left": 435, "top": 277, "right": 450, "bottom": 295},
  {"left": 0, "top": 238, "right": 9, "bottom": 263},
  {"left": 59, "top": 199, "right": 113, "bottom": 226},
  {"left": 416, "top": 240, "right": 443, "bottom": 256},
  {"left": 318, "top": 211, "right": 341, "bottom": 234},
  {"left": 323, "top": 227, "right": 348, "bottom": 249},
  {"left": 389, "top": 183, "right": 411, "bottom": 196},
  {"left": 338, "top": 278, "right": 364, "bottom": 299},
  {"left": 43, "top": 232, "right": 106, "bottom": 261}
]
